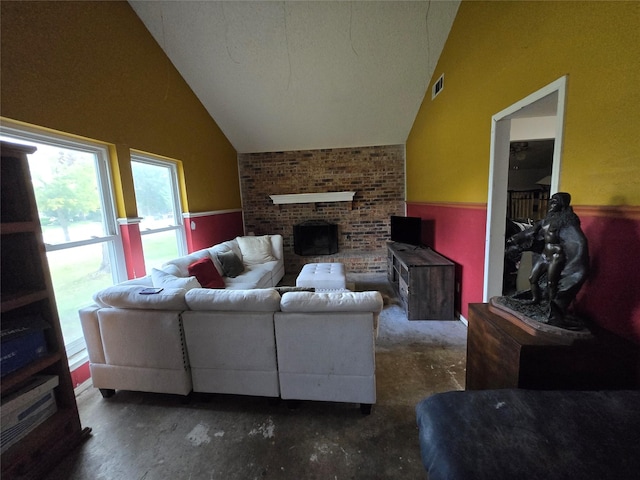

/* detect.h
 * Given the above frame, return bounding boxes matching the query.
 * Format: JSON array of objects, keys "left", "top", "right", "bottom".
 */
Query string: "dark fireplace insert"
[{"left": 294, "top": 220, "right": 338, "bottom": 256}]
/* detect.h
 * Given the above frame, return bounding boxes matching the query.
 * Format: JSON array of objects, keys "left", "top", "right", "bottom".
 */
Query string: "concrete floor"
[{"left": 45, "top": 275, "right": 467, "bottom": 480}]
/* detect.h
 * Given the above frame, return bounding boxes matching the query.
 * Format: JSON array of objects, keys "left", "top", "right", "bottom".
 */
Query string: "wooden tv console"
[{"left": 387, "top": 242, "right": 455, "bottom": 320}]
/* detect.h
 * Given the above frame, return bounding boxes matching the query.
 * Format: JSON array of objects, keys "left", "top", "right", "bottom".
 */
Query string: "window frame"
[
  {"left": 130, "top": 151, "right": 187, "bottom": 268},
  {"left": 0, "top": 121, "right": 127, "bottom": 357}
]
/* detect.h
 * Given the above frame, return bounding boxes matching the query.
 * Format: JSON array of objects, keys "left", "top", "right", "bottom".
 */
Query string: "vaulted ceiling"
[{"left": 129, "top": 1, "right": 460, "bottom": 153}]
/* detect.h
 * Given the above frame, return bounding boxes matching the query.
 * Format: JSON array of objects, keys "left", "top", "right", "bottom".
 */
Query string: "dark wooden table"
[{"left": 466, "top": 303, "right": 639, "bottom": 390}]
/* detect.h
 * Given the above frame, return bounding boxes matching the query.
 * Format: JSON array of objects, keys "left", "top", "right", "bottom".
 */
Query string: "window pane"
[
  {"left": 132, "top": 161, "right": 179, "bottom": 231},
  {"left": 26, "top": 144, "right": 106, "bottom": 244},
  {"left": 131, "top": 155, "right": 186, "bottom": 270},
  {"left": 141, "top": 230, "right": 181, "bottom": 272},
  {"left": 1, "top": 129, "right": 123, "bottom": 358},
  {"left": 47, "top": 243, "right": 114, "bottom": 347}
]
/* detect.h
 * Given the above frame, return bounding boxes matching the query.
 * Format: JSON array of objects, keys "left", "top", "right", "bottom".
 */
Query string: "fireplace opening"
[{"left": 294, "top": 220, "right": 338, "bottom": 256}]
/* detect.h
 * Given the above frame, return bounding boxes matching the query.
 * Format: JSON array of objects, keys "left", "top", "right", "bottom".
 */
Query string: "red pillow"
[{"left": 188, "top": 257, "right": 225, "bottom": 289}]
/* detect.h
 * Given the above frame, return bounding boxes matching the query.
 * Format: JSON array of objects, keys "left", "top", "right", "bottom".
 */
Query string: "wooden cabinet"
[
  {"left": 1, "top": 141, "right": 90, "bottom": 479},
  {"left": 466, "top": 303, "right": 640, "bottom": 390},
  {"left": 387, "top": 242, "right": 455, "bottom": 320}
]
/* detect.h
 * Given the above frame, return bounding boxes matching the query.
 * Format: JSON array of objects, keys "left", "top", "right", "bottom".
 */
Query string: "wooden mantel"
[{"left": 269, "top": 191, "right": 356, "bottom": 205}]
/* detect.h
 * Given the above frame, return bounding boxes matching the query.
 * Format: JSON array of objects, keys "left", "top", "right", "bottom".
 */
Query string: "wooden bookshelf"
[{"left": 1, "top": 141, "right": 91, "bottom": 479}]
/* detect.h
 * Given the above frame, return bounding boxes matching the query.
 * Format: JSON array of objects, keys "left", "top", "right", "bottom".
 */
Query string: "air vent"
[{"left": 432, "top": 73, "right": 444, "bottom": 99}]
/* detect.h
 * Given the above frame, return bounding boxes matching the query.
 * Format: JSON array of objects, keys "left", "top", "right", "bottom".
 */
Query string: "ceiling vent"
[{"left": 432, "top": 74, "right": 444, "bottom": 99}]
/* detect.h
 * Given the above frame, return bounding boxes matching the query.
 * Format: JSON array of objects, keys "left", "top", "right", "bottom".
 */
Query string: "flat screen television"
[{"left": 390, "top": 215, "right": 422, "bottom": 246}]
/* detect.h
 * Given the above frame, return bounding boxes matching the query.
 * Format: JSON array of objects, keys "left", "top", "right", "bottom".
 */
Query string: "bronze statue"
[{"left": 503, "top": 192, "right": 589, "bottom": 330}]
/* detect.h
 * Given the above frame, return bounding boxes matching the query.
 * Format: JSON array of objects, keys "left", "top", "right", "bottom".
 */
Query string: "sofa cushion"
[
  {"left": 162, "top": 249, "right": 212, "bottom": 277},
  {"left": 92, "top": 285, "right": 188, "bottom": 310},
  {"left": 280, "top": 291, "right": 384, "bottom": 313},
  {"left": 223, "top": 263, "right": 274, "bottom": 289},
  {"left": 151, "top": 268, "right": 201, "bottom": 291},
  {"left": 188, "top": 257, "right": 225, "bottom": 289},
  {"left": 216, "top": 250, "right": 245, "bottom": 277},
  {"left": 236, "top": 235, "right": 276, "bottom": 266},
  {"left": 185, "top": 288, "right": 281, "bottom": 312}
]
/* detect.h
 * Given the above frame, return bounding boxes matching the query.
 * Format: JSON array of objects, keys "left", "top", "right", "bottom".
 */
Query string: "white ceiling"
[{"left": 129, "top": 1, "right": 460, "bottom": 153}]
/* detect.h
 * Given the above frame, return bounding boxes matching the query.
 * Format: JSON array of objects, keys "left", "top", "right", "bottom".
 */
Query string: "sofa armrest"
[
  {"left": 118, "top": 275, "right": 153, "bottom": 287},
  {"left": 97, "top": 309, "right": 188, "bottom": 370},
  {"left": 92, "top": 285, "right": 188, "bottom": 310},
  {"left": 79, "top": 305, "right": 106, "bottom": 364},
  {"left": 270, "top": 234, "right": 284, "bottom": 260}
]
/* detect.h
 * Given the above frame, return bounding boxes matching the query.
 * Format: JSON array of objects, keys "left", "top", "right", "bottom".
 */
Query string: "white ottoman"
[{"left": 296, "top": 263, "right": 346, "bottom": 290}]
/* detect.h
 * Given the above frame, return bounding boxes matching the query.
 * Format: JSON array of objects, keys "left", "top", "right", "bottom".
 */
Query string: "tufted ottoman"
[{"left": 296, "top": 262, "right": 347, "bottom": 291}]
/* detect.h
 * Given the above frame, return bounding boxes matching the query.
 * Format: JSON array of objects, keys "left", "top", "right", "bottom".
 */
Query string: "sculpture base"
[{"left": 489, "top": 296, "right": 593, "bottom": 345}]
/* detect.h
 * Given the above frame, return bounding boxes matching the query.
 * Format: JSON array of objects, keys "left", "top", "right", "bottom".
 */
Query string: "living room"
[{"left": 1, "top": 1, "right": 639, "bottom": 478}]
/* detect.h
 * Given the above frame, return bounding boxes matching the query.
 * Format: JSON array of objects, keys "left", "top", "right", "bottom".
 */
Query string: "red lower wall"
[
  {"left": 407, "top": 202, "right": 640, "bottom": 344},
  {"left": 120, "top": 222, "right": 145, "bottom": 279},
  {"left": 184, "top": 210, "right": 245, "bottom": 252},
  {"left": 407, "top": 203, "right": 487, "bottom": 320},
  {"left": 574, "top": 207, "right": 640, "bottom": 344},
  {"left": 71, "top": 361, "right": 90, "bottom": 389}
]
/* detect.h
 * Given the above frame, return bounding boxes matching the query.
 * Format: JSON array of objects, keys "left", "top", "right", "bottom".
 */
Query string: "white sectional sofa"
[
  {"left": 275, "top": 292, "right": 380, "bottom": 414},
  {"left": 152, "top": 234, "right": 284, "bottom": 290},
  {"left": 79, "top": 237, "right": 384, "bottom": 412},
  {"left": 182, "top": 288, "right": 282, "bottom": 398}
]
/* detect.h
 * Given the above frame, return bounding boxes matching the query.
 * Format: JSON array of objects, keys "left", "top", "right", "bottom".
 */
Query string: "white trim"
[
  {"left": 483, "top": 76, "right": 567, "bottom": 301},
  {"left": 44, "top": 235, "right": 119, "bottom": 251},
  {"left": 269, "top": 191, "right": 356, "bottom": 205},
  {"left": 183, "top": 208, "right": 243, "bottom": 218},
  {"left": 403, "top": 144, "right": 407, "bottom": 215},
  {"left": 74, "top": 378, "right": 94, "bottom": 397},
  {"left": 140, "top": 225, "right": 182, "bottom": 235},
  {"left": 117, "top": 217, "right": 144, "bottom": 225},
  {"left": 68, "top": 347, "right": 88, "bottom": 372}
]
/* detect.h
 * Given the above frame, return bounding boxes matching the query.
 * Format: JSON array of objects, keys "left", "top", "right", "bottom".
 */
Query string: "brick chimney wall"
[{"left": 238, "top": 145, "right": 405, "bottom": 275}]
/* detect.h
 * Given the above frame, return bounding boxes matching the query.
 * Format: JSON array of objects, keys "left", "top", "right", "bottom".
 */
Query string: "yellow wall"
[
  {"left": 0, "top": 0, "right": 239, "bottom": 216},
  {"left": 407, "top": 1, "right": 640, "bottom": 207}
]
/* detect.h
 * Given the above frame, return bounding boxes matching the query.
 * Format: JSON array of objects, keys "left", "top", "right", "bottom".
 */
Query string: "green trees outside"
[
  {"left": 131, "top": 160, "right": 173, "bottom": 220},
  {"left": 30, "top": 149, "right": 100, "bottom": 242}
]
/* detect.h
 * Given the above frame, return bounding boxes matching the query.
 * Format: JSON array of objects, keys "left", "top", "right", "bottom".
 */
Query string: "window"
[
  {"left": 131, "top": 153, "right": 186, "bottom": 272},
  {"left": 1, "top": 125, "right": 125, "bottom": 358}
]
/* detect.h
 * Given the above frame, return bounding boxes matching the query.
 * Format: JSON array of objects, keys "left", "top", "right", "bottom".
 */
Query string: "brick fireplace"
[{"left": 238, "top": 145, "right": 405, "bottom": 274}]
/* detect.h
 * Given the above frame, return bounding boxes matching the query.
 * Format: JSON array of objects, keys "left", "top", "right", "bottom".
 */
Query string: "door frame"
[{"left": 483, "top": 76, "right": 568, "bottom": 301}]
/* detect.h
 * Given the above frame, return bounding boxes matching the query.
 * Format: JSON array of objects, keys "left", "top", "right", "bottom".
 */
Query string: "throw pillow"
[
  {"left": 236, "top": 235, "right": 276, "bottom": 266},
  {"left": 151, "top": 268, "right": 201, "bottom": 291},
  {"left": 216, "top": 251, "right": 245, "bottom": 278},
  {"left": 188, "top": 257, "right": 225, "bottom": 289}
]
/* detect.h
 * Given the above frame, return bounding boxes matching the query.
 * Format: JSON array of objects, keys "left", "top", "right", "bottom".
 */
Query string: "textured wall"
[
  {"left": 0, "top": 1, "right": 239, "bottom": 216},
  {"left": 239, "top": 145, "right": 405, "bottom": 274},
  {"left": 407, "top": 1, "right": 640, "bottom": 206}
]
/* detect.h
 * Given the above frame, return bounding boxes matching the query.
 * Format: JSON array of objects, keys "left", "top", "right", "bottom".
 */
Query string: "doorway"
[{"left": 483, "top": 76, "right": 567, "bottom": 301}]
